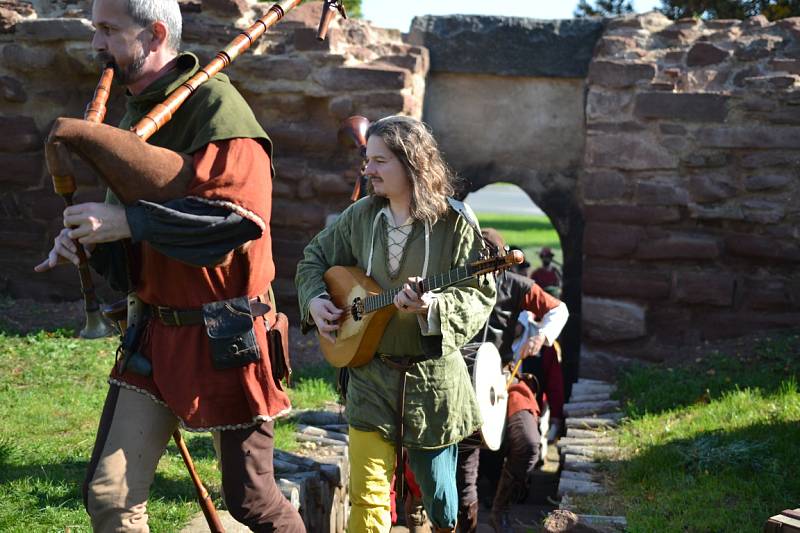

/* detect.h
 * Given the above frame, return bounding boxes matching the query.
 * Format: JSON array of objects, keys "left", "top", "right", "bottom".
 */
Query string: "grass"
[
  {"left": 476, "top": 212, "right": 562, "bottom": 269},
  {"left": 0, "top": 329, "right": 337, "bottom": 532},
  {"left": 569, "top": 331, "right": 800, "bottom": 533}
]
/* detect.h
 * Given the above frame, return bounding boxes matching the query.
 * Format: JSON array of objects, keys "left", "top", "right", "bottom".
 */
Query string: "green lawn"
[
  {"left": 476, "top": 213, "right": 562, "bottom": 272},
  {"left": 570, "top": 331, "right": 800, "bottom": 532},
  {"left": 0, "top": 330, "right": 337, "bottom": 532}
]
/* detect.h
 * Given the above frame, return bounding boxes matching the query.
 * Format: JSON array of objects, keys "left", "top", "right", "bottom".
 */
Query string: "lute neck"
[{"left": 362, "top": 264, "right": 472, "bottom": 314}]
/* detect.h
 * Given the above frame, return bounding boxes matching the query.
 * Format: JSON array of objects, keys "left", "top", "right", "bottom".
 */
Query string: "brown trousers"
[{"left": 83, "top": 385, "right": 305, "bottom": 532}]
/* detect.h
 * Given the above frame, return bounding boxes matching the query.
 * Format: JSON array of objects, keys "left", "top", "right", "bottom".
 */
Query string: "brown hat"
[{"left": 540, "top": 247, "right": 554, "bottom": 257}]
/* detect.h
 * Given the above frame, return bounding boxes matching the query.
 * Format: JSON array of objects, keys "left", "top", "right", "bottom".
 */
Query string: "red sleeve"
[
  {"left": 522, "top": 282, "right": 561, "bottom": 321},
  {"left": 189, "top": 138, "right": 272, "bottom": 232}
]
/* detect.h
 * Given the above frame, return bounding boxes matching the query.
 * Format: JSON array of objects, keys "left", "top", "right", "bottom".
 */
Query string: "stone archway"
[{"left": 409, "top": 16, "right": 604, "bottom": 387}]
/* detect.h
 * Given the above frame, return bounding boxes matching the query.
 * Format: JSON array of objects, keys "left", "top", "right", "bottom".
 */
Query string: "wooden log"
[
  {"left": 296, "top": 433, "right": 349, "bottom": 449},
  {"left": 564, "top": 400, "right": 621, "bottom": 417},
  {"left": 559, "top": 444, "right": 617, "bottom": 458},
  {"left": 274, "top": 449, "right": 321, "bottom": 470},
  {"left": 557, "top": 436, "right": 615, "bottom": 445},
  {"left": 564, "top": 428, "right": 608, "bottom": 439},
  {"left": 293, "top": 409, "right": 347, "bottom": 426},
  {"left": 297, "top": 423, "right": 350, "bottom": 443},
  {"left": 566, "top": 413, "right": 623, "bottom": 429},
  {"left": 562, "top": 453, "right": 598, "bottom": 472},
  {"left": 558, "top": 477, "right": 604, "bottom": 496},
  {"left": 319, "top": 423, "right": 349, "bottom": 433},
  {"left": 575, "top": 378, "right": 613, "bottom": 386},
  {"left": 274, "top": 458, "right": 303, "bottom": 475},
  {"left": 568, "top": 392, "right": 613, "bottom": 403},
  {"left": 560, "top": 469, "right": 596, "bottom": 482},
  {"left": 570, "top": 386, "right": 616, "bottom": 398},
  {"left": 578, "top": 514, "right": 628, "bottom": 528}
]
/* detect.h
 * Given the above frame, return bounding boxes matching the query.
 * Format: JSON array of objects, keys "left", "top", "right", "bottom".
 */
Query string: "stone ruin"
[{"left": 0, "top": 0, "right": 798, "bottom": 380}]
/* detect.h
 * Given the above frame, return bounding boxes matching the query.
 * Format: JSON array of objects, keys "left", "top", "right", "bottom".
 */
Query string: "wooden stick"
[{"left": 173, "top": 430, "right": 225, "bottom": 533}]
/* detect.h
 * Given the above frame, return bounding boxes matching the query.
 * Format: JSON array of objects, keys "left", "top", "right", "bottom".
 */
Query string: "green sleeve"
[
  {"left": 295, "top": 205, "right": 358, "bottom": 333},
  {"left": 436, "top": 215, "right": 496, "bottom": 355}
]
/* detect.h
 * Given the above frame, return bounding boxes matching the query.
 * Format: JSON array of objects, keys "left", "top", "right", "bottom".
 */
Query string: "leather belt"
[{"left": 151, "top": 293, "right": 271, "bottom": 327}]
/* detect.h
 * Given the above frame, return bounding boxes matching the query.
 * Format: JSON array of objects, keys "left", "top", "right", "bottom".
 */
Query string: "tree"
[
  {"left": 574, "top": 0, "right": 634, "bottom": 17},
  {"left": 658, "top": 0, "right": 800, "bottom": 20}
]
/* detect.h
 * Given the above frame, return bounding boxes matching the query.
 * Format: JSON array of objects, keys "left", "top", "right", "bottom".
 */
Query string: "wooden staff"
[
  {"left": 173, "top": 430, "right": 225, "bottom": 533},
  {"left": 47, "top": 66, "right": 115, "bottom": 340}
]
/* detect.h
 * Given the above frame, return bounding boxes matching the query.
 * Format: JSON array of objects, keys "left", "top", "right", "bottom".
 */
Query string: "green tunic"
[{"left": 296, "top": 197, "right": 496, "bottom": 449}]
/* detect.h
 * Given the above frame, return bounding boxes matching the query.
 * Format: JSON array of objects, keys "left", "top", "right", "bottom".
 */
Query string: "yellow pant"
[{"left": 348, "top": 427, "right": 395, "bottom": 533}]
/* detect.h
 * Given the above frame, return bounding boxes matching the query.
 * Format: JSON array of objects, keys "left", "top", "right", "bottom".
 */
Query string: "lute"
[{"left": 320, "top": 250, "right": 524, "bottom": 367}]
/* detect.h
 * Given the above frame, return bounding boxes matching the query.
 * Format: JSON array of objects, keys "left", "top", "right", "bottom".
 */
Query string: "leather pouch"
[
  {"left": 202, "top": 296, "right": 260, "bottom": 370},
  {"left": 268, "top": 312, "right": 292, "bottom": 386}
]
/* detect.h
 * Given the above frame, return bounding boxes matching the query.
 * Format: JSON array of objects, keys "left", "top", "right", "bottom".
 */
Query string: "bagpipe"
[{"left": 44, "top": 2, "right": 347, "bottom": 531}]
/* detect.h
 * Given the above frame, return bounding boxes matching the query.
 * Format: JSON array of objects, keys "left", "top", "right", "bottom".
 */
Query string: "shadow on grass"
[
  {"left": 617, "top": 331, "right": 800, "bottom": 418},
  {"left": 594, "top": 420, "right": 800, "bottom": 532}
]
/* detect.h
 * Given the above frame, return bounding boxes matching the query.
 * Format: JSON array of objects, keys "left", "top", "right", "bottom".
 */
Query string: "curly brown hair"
[{"left": 366, "top": 116, "right": 457, "bottom": 227}]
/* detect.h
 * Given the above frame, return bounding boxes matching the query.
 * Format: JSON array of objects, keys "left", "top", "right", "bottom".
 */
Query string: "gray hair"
[{"left": 125, "top": 0, "right": 182, "bottom": 52}]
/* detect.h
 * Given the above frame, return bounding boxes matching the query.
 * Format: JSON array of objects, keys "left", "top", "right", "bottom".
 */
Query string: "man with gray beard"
[{"left": 35, "top": 0, "right": 304, "bottom": 530}]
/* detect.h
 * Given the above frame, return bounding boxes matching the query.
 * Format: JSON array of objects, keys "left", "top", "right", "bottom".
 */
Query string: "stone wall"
[
  {"left": 581, "top": 12, "right": 800, "bottom": 364},
  {"left": 0, "top": 0, "right": 428, "bottom": 315}
]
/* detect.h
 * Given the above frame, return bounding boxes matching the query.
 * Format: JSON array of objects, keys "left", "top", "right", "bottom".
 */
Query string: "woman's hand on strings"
[
  {"left": 394, "top": 277, "right": 429, "bottom": 314},
  {"left": 309, "top": 296, "right": 343, "bottom": 343}
]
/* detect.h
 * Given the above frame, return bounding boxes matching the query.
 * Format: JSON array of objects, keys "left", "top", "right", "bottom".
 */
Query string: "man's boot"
[
  {"left": 489, "top": 466, "right": 517, "bottom": 533},
  {"left": 404, "top": 493, "right": 432, "bottom": 533},
  {"left": 433, "top": 524, "right": 457, "bottom": 533},
  {"left": 458, "top": 500, "right": 478, "bottom": 533}
]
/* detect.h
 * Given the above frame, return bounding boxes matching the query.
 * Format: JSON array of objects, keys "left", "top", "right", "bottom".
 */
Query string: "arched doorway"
[{"left": 463, "top": 181, "right": 583, "bottom": 394}]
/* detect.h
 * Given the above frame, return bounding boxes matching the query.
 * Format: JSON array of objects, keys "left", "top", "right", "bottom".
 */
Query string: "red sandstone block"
[
  {"left": 0, "top": 151, "right": 43, "bottom": 185},
  {"left": 581, "top": 171, "right": 628, "bottom": 202},
  {"left": 687, "top": 173, "right": 738, "bottom": 203},
  {"left": 272, "top": 200, "right": 326, "bottom": 230},
  {"left": 636, "top": 233, "right": 721, "bottom": 260},
  {"left": 582, "top": 204, "right": 681, "bottom": 225},
  {"left": 0, "top": 115, "right": 40, "bottom": 153},
  {"left": 584, "top": 222, "right": 642, "bottom": 258},
  {"left": 634, "top": 92, "right": 729, "bottom": 122},
  {"left": 675, "top": 272, "right": 736, "bottom": 306},
  {"left": 687, "top": 42, "right": 730, "bottom": 66},
  {"left": 313, "top": 66, "right": 410, "bottom": 93},
  {"left": 695, "top": 126, "right": 800, "bottom": 149},
  {"left": 725, "top": 233, "right": 800, "bottom": 262},
  {"left": 587, "top": 60, "right": 655, "bottom": 89},
  {"left": 634, "top": 180, "right": 689, "bottom": 206},
  {"left": 582, "top": 268, "right": 671, "bottom": 300}
]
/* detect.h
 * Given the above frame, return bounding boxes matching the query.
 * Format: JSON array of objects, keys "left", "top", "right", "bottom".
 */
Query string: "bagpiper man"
[{"left": 36, "top": 0, "right": 304, "bottom": 530}]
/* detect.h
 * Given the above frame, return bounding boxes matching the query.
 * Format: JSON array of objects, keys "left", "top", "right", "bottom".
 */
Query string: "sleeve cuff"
[{"left": 417, "top": 295, "right": 441, "bottom": 336}]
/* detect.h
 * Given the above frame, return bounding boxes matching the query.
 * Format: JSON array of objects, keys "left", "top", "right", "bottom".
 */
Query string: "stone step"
[
  {"left": 562, "top": 453, "right": 598, "bottom": 472},
  {"left": 565, "top": 413, "right": 623, "bottom": 429},
  {"left": 564, "top": 428, "right": 609, "bottom": 439},
  {"left": 559, "top": 444, "right": 617, "bottom": 458},
  {"left": 564, "top": 400, "right": 621, "bottom": 417},
  {"left": 558, "top": 477, "right": 604, "bottom": 496},
  {"left": 557, "top": 436, "right": 616, "bottom": 447}
]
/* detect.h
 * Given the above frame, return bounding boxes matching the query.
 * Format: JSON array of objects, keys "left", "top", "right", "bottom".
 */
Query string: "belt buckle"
[{"left": 156, "top": 305, "right": 180, "bottom": 326}]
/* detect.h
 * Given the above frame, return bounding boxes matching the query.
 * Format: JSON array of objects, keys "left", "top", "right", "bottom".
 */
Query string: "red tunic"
[
  {"left": 110, "top": 138, "right": 291, "bottom": 431},
  {"left": 506, "top": 283, "right": 561, "bottom": 418}
]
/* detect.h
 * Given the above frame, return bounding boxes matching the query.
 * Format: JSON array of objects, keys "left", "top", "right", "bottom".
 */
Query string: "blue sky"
[{"left": 361, "top": 0, "right": 663, "bottom": 31}]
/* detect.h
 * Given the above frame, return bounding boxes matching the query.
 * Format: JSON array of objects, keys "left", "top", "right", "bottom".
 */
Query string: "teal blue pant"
[{"left": 407, "top": 444, "right": 459, "bottom": 528}]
